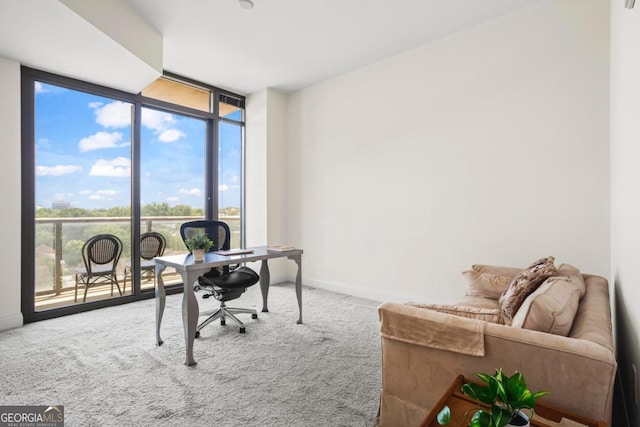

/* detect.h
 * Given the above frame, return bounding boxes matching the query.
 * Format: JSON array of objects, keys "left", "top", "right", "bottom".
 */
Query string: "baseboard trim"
[
  {"left": 300, "top": 277, "right": 419, "bottom": 304},
  {"left": 0, "top": 313, "right": 23, "bottom": 331},
  {"left": 268, "top": 275, "right": 292, "bottom": 286}
]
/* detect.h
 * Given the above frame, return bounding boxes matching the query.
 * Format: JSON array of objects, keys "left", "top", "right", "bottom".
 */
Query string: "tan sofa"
[{"left": 377, "top": 262, "right": 617, "bottom": 426}]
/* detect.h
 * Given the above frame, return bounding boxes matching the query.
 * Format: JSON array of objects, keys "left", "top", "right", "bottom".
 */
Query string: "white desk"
[{"left": 154, "top": 246, "right": 303, "bottom": 366}]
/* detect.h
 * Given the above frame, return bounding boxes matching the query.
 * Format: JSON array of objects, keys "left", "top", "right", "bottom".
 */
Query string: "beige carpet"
[{"left": 0, "top": 283, "right": 382, "bottom": 427}]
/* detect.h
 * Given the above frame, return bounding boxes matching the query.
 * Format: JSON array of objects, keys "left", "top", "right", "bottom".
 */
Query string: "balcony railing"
[{"left": 34, "top": 215, "right": 240, "bottom": 297}]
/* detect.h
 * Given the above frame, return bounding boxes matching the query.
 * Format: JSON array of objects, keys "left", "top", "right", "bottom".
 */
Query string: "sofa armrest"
[
  {"left": 378, "top": 302, "right": 616, "bottom": 427},
  {"left": 378, "top": 302, "right": 487, "bottom": 356}
]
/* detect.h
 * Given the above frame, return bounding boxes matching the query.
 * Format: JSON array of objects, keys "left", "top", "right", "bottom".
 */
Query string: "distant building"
[{"left": 51, "top": 201, "right": 70, "bottom": 209}]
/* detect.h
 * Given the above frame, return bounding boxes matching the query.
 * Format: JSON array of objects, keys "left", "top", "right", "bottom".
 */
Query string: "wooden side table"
[{"left": 420, "top": 375, "right": 607, "bottom": 427}]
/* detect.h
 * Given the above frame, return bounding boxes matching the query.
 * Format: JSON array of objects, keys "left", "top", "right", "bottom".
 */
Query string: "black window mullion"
[
  {"left": 20, "top": 69, "right": 36, "bottom": 321},
  {"left": 131, "top": 102, "right": 142, "bottom": 295},
  {"left": 206, "top": 118, "right": 219, "bottom": 221}
]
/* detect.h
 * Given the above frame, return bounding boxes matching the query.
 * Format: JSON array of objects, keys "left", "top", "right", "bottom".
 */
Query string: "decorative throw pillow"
[
  {"left": 511, "top": 276, "right": 580, "bottom": 336},
  {"left": 499, "top": 256, "right": 557, "bottom": 319},
  {"left": 407, "top": 302, "right": 505, "bottom": 324},
  {"left": 556, "top": 263, "right": 586, "bottom": 298},
  {"left": 462, "top": 270, "right": 513, "bottom": 300}
]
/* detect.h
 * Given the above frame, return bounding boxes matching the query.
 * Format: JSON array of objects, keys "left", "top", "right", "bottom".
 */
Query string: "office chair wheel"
[
  {"left": 220, "top": 319, "right": 226, "bottom": 326},
  {"left": 195, "top": 331, "right": 200, "bottom": 339},
  {"left": 252, "top": 313, "right": 258, "bottom": 319},
  {"left": 239, "top": 327, "right": 246, "bottom": 333}
]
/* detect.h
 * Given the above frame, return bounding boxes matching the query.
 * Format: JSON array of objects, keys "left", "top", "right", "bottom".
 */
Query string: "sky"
[{"left": 34, "top": 81, "right": 242, "bottom": 211}]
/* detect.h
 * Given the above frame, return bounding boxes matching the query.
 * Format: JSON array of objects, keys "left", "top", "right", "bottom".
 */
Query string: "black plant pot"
[{"left": 508, "top": 411, "right": 530, "bottom": 427}]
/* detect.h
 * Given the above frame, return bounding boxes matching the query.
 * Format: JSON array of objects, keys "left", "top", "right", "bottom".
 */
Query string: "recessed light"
[{"left": 239, "top": 0, "right": 254, "bottom": 9}]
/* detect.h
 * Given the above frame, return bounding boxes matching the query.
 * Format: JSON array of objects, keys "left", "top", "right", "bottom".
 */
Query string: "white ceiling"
[{"left": 0, "top": 0, "right": 542, "bottom": 95}]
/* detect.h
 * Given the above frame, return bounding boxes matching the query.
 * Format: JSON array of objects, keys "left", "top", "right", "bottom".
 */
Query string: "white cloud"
[
  {"left": 88, "top": 101, "right": 186, "bottom": 147},
  {"left": 79, "top": 131, "right": 126, "bottom": 152},
  {"left": 79, "top": 190, "right": 92, "bottom": 195},
  {"left": 158, "top": 128, "right": 186, "bottom": 143},
  {"left": 89, "top": 157, "right": 130, "bottom": 177},
  {"left": 89, "top": 195, "right": 102, "bottom": 200},
  {"left": 142, "top": 108, "right": 175, "bottom": 132},
  {"left": 219, "top": 184, "right": 229, "bottom": 192},
  {"left": 179, "top": 188, "right": 201, "bottom": 196},
  {"left": 35, "top": 82, "right": 49, "bottom": 94},
  {"left": 166, "top": 196, "right": 180, "bottom": 202},
  {"left": 36, "top": 165, "right": 82, "bottom": 176},
  {"left": 92, "top": 101, "right": 131, "bottom": 128}
]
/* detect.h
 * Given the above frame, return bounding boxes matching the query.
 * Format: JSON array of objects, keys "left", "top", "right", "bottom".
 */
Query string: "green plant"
[
  {"left": 184, "top": 233, "right": 213, "bottom": 252},
  {"left": 437, "top": 369, "right": 548, "bottom": 427}
]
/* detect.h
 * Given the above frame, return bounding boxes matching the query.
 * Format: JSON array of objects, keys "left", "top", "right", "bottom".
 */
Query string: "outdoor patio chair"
[
  {"left": 123, "top": 231, "right": 166, "bottom": 293},
  {"left": 74, "top": 234, "right": 123, "bottom": 303}
]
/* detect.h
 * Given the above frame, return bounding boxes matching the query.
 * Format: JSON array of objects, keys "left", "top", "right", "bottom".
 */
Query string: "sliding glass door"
[
  {"left": 138, "top": 107, "right": 206, "bottom": 291},
  {"left": 33, "top": 83, "right": 132, "bottom": 310}
]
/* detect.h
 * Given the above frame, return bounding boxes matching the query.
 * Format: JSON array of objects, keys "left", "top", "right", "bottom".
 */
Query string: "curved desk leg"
[
  {"left": 155, "top": 263, "right": 167, "bottom": 346},
  {"left": 289, "top": 254, "right": 303, "bottom": 324},
  {"left": 182, "top": 270, "right": 200, "bottom": 367},
  {"left": 260, "top": 260, "right": 270, "bottom": 313}
]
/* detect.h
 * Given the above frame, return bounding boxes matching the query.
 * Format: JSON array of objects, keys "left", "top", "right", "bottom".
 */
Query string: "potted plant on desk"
[
  {"left": 437, "top": 369, "right": 548, "bottom": 427},
  {"left": 184, "top": 233, "right": 213, "bottom": 262}
]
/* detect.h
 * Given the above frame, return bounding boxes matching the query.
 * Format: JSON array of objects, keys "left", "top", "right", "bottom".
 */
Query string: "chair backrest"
[
  {"left": 179, "top": 220, "right": 231, "bottom": 252},
  {"left": 140, "top": 232, "right": 166, "bottom": 260},
  {"left": 82, "top": 234, "right": 123, "bottom": 273}
]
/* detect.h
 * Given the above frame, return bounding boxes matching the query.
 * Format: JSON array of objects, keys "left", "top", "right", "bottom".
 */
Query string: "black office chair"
[
  {"left": 75, "top": 234, "right": 123, "bottom": 303},
  {"left": 123, "top": 231, "right": 166, "bottom": 293},
  {"left": 180, "top": 220, "right": 260, "bottom": 335}
]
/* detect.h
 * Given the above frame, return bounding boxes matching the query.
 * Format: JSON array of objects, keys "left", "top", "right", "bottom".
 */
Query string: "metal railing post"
[{"left": 54, "top": 221, "right": 63, "bottom": 295}]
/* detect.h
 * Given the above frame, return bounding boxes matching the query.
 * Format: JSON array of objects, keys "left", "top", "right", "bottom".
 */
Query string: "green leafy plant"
[
  {"left": 437, "top": 369, "right": 548, "bottom": 427},
  {"left": 184, "top": 233, "right": 213, "bottom": 252}
]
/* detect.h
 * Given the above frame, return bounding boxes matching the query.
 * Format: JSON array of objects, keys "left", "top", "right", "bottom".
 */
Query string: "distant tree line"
[{"left": 36, "top": 203, "right": 240, "bottom": 218}]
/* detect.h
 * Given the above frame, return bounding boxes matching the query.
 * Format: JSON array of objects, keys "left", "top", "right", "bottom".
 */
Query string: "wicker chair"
[
  {"left": 75, "top": 234, "right": 123, "bottom": 303},
  {"left": 123, "top": 231, "right": 166, "bottom": 293}
]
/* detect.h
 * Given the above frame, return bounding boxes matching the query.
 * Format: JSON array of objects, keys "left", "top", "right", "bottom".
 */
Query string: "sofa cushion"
[
  {"left": 499, "top": 256, "right": 557, "bottom": 319},
  {"left": 556, "top": 263, "right": 586, "bottom": 298},
  {"left": 455, "top": 295, "right": 501, "bottom": 311},
  {"left": 463, "top": 270, "right": 513, "bottom": 300},
  {"left": 407, "top": 302, "right": 504, "bottom": 324},
  {"left": 511, "top": 276, "right": 580, "bottom": 336},
  {"left": 471, "top": 264, "right": 522, "bottom": 277}
]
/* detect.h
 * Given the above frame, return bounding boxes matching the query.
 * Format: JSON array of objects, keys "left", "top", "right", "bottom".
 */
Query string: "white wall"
[
  {"left": 610, "top": 1, "right": 640, "bottom": 424},
  {"left": 0, "top": 56, "right": 23, "bottom": 329},
  {"left": 287, "top": 0, "right": 610, "bottom": 303},
  {"left": 246, "top": 89, "right": 269, "bottom": 247},
  {"left": 246, "top": 88, "right": 291, "bottom": 282}
]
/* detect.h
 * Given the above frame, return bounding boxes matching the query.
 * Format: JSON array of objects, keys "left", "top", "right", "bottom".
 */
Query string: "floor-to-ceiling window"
[
  {"left": 21, "top": 68, "right": 246, "bottom": 321},
  {"left": 218, "top": 95, "right": 245, "bottom": 248}
]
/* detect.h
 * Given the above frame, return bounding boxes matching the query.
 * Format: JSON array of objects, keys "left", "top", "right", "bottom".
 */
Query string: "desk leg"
[
  {"left": 260, "top": 260, "right": 270, "bottom": 313},
  {"left": 155, "top": 263, "right": 167, "bottom": 346},
  {"left": 182, "top": 271, "right": 199, "bottom": 367},
  {"left": 289, "top": 254, "right": 303, "bottom": 324}
]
